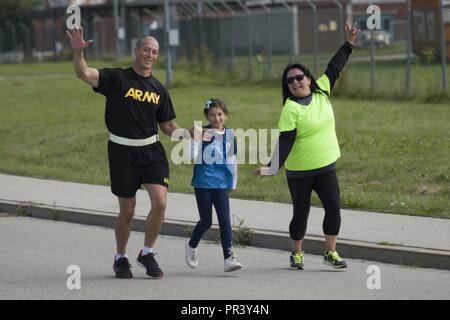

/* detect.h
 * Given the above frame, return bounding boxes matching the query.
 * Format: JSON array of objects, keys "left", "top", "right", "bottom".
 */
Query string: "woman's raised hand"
[{"left": 345, "top": 21, "right": 360, "bottom": 45}]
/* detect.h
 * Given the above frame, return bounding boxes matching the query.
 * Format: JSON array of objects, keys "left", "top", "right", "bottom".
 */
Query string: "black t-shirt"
[
  {"left": 93, "top": 67, "right": 175, "bottom": 138},
  {"left": 93, "top": 67, "right": 176, "bottom": 165}
]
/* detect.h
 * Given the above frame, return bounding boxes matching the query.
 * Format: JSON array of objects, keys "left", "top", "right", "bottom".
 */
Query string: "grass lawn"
[{"left": 0, "top": 59, "right": 449, "bottom": 218}]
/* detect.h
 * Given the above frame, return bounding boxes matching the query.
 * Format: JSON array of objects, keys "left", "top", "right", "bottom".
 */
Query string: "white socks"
[
  {"left": 115, "top": 246, "right": 153, "bottom": 260},
  {"left": 141, "top": 246, "right": 154, "bottom": 256},
  {"left": 115, "top": 253, "right": 128, "bottom": 261}
]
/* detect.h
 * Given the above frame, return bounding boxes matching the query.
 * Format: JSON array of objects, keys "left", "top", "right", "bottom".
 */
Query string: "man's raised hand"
[{"left": 66, "top": 27, "right": 93, "bottom": 51}]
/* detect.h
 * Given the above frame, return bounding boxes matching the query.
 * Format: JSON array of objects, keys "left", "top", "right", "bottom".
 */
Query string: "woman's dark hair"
[
  {"left": 203, "top": 98, "right": 229, "bottom": 115},
  {"left": 281, "top": 63, "right": 329, "bottom": 105}
]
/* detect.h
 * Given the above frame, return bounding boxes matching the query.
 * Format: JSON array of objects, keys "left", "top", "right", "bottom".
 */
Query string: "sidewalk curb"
[{"left": 2, "top": 200, "right": 449, "bottom": 271}]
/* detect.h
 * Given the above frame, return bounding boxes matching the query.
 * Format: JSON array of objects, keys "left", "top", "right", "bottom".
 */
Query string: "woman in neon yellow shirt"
[{"left": 254, "top": 21, "right": 359, "bottom": 270}]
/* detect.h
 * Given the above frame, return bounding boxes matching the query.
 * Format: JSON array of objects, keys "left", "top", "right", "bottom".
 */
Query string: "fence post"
[
  {"left": 5, "top": 22, "right": 17, "bottom": 62},
  {"left": 260, "top": 3, "right": 272, "bottom": 75},
  {"left": 333, "top": 0, "right": 345, "bottom": 44},
  {"left": 205, "top": 0, "right": 225, "bottom": 68},
  {"left": 279, "top": 1, "right": 295, "bottom": 63},
  {"left": 19, "top": 23, "right": 32, "bottom": 61},
  {"left": 307, "top": 0, "right": 319, "bottom": 77},
  {"left": 114, "top": 0, "right": 121, "bottom": 60},
  {"left": 236, "top": 0, "right": 253, "bottom": 77},
  {"left": 370, "top": 29, "right": 376, "bottom": 94},
  {"left": 406, "top": 0, "right": 412, "bottom": 97},
  {"left": 177, "top": 4, "right": 196, "bottom": 61},
  {"left": 0, "top": 29, "right": 3, "bottom": 53},
  {"left": 164, "top": 0, "right": 173, "bottom": 86},
  {"left": 221, "top": 0, "right": 236, "bottom": 72},
  {"left": 439, "top": 0, "right": 448, "bottom": 92},
  {"left": 50, "top": 9, "right": 57, "bottom": 61}
]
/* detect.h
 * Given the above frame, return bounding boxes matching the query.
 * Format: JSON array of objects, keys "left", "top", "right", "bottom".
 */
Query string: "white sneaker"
[
  {"left": 224, "top": 255, "right": 242, "bottom": 272},
  {"left": 185, "top": 241, "right": 198, "bottom": 268}
]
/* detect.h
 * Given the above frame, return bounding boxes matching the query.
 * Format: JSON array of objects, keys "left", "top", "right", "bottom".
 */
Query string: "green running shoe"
[
  {"left": 323, "top": 250, "right": 347, "bottom": 269},
  {"left": 290, "top": 251, "right": 304, "bottom": 270}
]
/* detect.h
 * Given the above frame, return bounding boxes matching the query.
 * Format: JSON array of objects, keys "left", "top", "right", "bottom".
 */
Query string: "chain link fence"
[{"left": 1, "top": 0, "right": 449, "bottom": 98}]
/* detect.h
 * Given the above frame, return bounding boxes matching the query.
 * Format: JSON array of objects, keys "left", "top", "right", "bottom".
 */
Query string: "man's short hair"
[{"left": 135, "top": 36, "right": 159, "bottom": 49}]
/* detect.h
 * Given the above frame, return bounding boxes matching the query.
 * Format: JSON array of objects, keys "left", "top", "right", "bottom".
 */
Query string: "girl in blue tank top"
[{"left": 184, "top": 98, "right": 242, "bottom": 273}]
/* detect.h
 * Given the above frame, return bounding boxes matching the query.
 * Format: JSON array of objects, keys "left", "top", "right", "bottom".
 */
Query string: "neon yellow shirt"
[{"left": 278, "top": 74, "right": 340, "bottom": 171}]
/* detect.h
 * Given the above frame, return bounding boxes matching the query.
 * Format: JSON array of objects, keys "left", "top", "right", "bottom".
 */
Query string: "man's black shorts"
[{"left": 108, "top": 141, "right": 169, "bottom": 198}]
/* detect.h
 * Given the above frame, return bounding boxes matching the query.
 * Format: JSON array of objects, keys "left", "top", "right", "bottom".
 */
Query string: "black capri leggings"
[{"left": 287, "top": 170, "right": 341, "bottom": 240}]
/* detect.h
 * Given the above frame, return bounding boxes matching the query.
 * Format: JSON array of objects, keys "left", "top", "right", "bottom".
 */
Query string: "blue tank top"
[{"left": 191, "top": 126, "right": 237, "bottom": 189}]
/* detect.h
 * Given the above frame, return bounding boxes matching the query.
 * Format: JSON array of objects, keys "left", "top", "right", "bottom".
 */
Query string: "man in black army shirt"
[{"left": 67, "top": 27, "right": 191, "bottom": 279}]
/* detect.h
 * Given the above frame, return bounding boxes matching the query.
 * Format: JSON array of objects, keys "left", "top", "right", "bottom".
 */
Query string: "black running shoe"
[
  {"left": 137, "top": 251, "right": 164, "bottom": 278},
  {"left": 113, "top": 257, "right": 133, "bottom": 279}
]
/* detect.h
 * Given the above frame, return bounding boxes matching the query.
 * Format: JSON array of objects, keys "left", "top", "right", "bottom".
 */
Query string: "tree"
[
  {"left": 0, "top": 0, "right": 40, "bottom": 59},
  {"left": 0, "top": 0, "right": 41, "bottom": 27}
]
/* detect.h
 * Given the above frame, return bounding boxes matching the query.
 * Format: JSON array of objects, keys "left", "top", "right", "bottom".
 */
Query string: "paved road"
[{"left": 1, "top": 215, "right": 449, "bottom": 301}]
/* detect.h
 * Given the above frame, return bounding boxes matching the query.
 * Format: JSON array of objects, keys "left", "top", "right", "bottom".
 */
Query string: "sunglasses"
[{"left": 286, "top": 74, "right": 306, "bottom": 84}]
